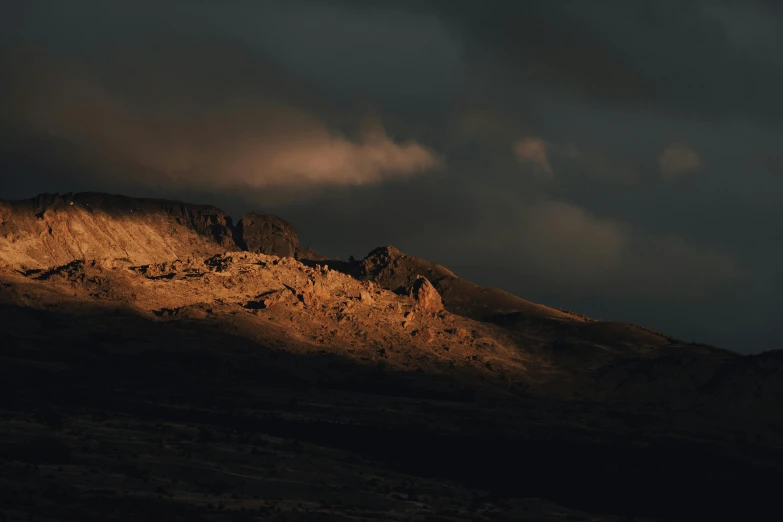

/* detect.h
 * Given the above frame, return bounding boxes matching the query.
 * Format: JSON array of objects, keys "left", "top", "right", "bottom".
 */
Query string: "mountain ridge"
[
  {"left": 2, "top": 191, "right": 782, "bottom": 522},
  {"left": 2, "top": 192, "right": 780, "bottom": 397},
  {"left": 1, "top": 192, "right": 581, "bottom": 324}
]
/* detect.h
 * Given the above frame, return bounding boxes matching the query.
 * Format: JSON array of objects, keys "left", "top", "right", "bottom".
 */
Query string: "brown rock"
[
  {"left": 0, "top": 193, "right": 239, "bottom": 269},
  {"left": 450, "top": 327, "right": 469, "bottom": 340},
  {"left": 409, "top": 276, "right": 443, "bottom": 313},
  {"left": 361, "top": 245, "right": 578, "bottom": 323},
  {"left": 238, "top": 212, "right": 300, "bottom": 258},
  {"left": 413, "top": 328, "right": 436, "bottom": 343},
  {"left": 296, "top": 245, "right": 328, "bottom": 262}
]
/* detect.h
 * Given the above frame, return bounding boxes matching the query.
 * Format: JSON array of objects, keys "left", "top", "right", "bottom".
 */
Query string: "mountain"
[
  {"left": 1, "top": 192, "right": 781, "bottom": 522},
  {"left": 0, "top": 192, "right": 311, "bottom": 269}
]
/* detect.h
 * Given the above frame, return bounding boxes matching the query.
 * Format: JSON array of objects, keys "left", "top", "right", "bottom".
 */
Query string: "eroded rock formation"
[
  {"left": 409, "top": 275, "right": 443, "bottom": 312},
  {"left": 0, "top": 193, "right": 319, "bottom": 268},
  {"left": 238, "top": 212, "right": 300, "bottom": 258}
]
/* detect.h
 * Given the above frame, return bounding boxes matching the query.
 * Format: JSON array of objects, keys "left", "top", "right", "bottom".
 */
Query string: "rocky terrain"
[
  {"left": 1, "top": 192, "right": 781, "bottom": 522},
  {"left": 0, "top": 193, "right": 310, "bottom": 269}
]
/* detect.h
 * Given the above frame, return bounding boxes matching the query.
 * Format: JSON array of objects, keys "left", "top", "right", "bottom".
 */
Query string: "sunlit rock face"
[
  {"left": 0, "top": 192, "right": 239, "bottom": 269},
  {"left": 409, "top": 275, "right": 444, "bottom": 313},
  {"left": 0, "top": 193, "right": 317, "bottom": 268}
]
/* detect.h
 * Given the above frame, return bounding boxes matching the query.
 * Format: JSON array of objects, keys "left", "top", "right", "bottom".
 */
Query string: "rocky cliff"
[
  {"left": 238, "top": 211, "right": 300, "bottom": 258},
  {"left": 0, "top": 192, "right": 309, "bottom": 269},
  {"left": 0, "top": 193, "right": 237, "bottom": 269}
]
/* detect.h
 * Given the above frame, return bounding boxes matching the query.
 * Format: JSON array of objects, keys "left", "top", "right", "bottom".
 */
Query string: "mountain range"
[{"left": 1, "top": 192, "right": 781, "bottom": 522}]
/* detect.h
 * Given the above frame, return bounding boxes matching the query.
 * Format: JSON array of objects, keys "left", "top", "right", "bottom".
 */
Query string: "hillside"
[
  {"left": 1, "top": 192, "right": 781, "bottom": 522},
  {"left": 0, "top": 193, "right": 306, "bottom": 269}
]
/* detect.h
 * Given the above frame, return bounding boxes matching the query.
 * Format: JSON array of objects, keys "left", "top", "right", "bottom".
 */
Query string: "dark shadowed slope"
[
  {"left": 358, "top": 246, "right": 579, "bottom": 322},
  {"left": 1, "top": 289, "right": 781, "bottom": 522}
]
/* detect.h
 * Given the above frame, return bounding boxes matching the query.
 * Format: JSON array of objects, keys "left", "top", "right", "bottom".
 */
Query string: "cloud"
[
  {"left": 529, "top": 200, "right": 739, "bottom": 298},
  {"left": 432, "top": 195, "right": 741, "bottom": 299},
  {"left": 452, "top": 106, "right": 522, "bottom": 142},
  {"left": 522, "top": 199, "right": 626, "bottom": 278},
  {"left": 0, "top": 52, "right": 442, "bottom": 194},
  {"left": 702, "top": 3, "right": 781, "bottom": 55},
  {"left": 334, "top": 0, "right": 783, "bottom": 126},
  {"left": 513, "top": 138, "right": 553, "bottom": 174},
  {"left": 659, "top": 144, "right": 704, "bottom": 179},
  {"left": 513, "top": 136, "right": 635, "bottom": 183}
]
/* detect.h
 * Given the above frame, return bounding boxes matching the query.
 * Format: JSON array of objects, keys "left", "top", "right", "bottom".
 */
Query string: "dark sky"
[{"left": 1, "top": 0, "right": 781, "bottom": 353}]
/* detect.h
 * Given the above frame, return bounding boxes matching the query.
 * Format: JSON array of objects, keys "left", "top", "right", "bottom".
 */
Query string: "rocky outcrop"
[
  {"left": 238, "top": 212, "right": 299, "bottom": 258},
  {"left": 409, "top": 276, "right": 443, "bottom": 312},
  {"left": 0, "top": 193, "right": 321, "bottom": 269},
  {"left": 0, "top": 193, "right": 238, "bottom": 269},
  {"left": 295, "top": 246, "right": 329, "bottom": 262},
  {"left": 361, "top": 246, "right": 576, "bottom": 322}
]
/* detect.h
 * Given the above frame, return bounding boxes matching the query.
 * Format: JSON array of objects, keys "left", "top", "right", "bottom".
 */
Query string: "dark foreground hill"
[{"left": 1, "top": 192, "right": 781, "bottom": 522}]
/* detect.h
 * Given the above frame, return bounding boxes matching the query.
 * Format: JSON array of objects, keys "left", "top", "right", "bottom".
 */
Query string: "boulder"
[{"left": 409, "top": 276, "right": 443, "bottom": 313}]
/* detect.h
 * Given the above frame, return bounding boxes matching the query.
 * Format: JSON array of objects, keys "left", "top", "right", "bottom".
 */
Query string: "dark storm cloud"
[
  {"left": 330, "top": 0, "right": 783, "bottom": 125},
  {"left": 0, "top": 1, "right": 443, "bottom": 199}
]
